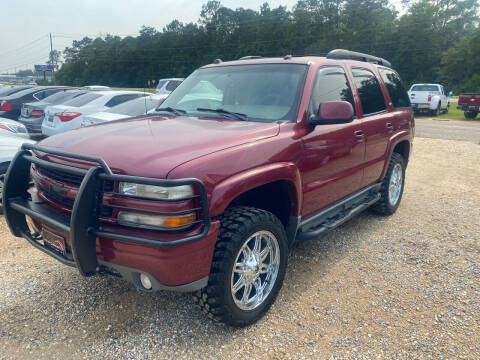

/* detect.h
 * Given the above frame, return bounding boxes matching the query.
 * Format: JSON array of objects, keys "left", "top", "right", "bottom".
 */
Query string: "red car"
[
  {"left": 2, "top": 49, "right": 414, "bottom": 326},
  {"left": 457, "top": 93, "right": 480, "bottom": 119}
]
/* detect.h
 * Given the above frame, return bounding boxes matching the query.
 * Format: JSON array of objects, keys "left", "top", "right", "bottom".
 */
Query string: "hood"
[{"left": 38, "top": 115, "right": 279, "bottom": 178}]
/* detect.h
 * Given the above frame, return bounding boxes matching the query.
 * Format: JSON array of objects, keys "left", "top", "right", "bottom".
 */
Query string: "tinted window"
[
  {"left": 105, "top": 94, "right": 144, "bottom": 107},
  {"left": 378, "top": 69, "right": 410, "bottom": 108},
  {"left": 64, "top": 93, "right": 102, "bottom": 107},
  {"left": 410, "top": 85, "right": 440, "bottom": 92},
  {"left": 309, "top": 66, "right": 354, "bottom": 115},
  {"left": 42, "top": 90, "right": 82, "bottom": 104},
  {"left": 352, "top": 68, "right": 386, "bottom": 115},
  {"left": 165, "top": 80, "right": 182, "bottom": 92}
]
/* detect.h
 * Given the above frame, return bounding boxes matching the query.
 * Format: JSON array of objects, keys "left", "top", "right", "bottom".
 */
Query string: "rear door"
[
  {"left": 300, "top": 66, "right": 365, "bottom": 216},
  {"left": 349, "top": 67, "right": 393, "bottom": 186}
]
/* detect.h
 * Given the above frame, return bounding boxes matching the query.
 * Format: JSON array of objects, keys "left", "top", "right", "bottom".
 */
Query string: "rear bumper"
[
  {"left": 411, "top": 103, "right": 432, "bottom": 110},
  {"left": 3, "top": 143, "right": 216, "bottom": 289},
  {"left": 17, "top": 117, "right": 43, "bottom": 135},
  {"left": 457, "top": 105, "right": 479, "bottom": 111}
]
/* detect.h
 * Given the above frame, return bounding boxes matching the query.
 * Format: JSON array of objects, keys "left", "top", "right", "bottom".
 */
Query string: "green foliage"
[{"left": 55, "top": 0, "right": 479, "bottom": 90}]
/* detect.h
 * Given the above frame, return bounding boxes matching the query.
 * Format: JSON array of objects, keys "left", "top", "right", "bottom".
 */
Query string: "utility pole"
[{"left": 49, "top": 32, "right": 54, "bottom": 82}]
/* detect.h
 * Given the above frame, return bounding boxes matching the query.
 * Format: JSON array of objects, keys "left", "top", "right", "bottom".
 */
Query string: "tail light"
[
  {"left": 55, "top": 112, "right": 81, "bottom": 122},
  {"left": 0, "top": 101, "right": 11, "bottom": 111},
  {"left": 30, "top": 109, "right": 44, "bottom": 118},
  {"left": 427, "top": 95, "right": 432, "bottom": 102}
]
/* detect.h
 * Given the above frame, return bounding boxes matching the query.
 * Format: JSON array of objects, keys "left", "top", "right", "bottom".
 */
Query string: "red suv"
[{"left": 3, "top": 49, "right": 414, "bottom": 326}]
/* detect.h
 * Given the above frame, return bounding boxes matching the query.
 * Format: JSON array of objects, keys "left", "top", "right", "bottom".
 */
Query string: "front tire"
[
  {"left": 371, "top": 152, "right": 406, "bottom": 216},
  {"left": 193, "top": 206, "right": 288, "bottom": 327}
]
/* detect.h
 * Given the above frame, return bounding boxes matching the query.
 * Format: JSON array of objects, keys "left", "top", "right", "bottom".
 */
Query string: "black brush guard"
[{"left": 2, "top": 143, "right": 211, "bottom": 277}]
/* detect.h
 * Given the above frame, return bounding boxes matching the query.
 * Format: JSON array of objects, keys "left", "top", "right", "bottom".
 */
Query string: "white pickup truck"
[{"left": 408, "top": 84, "right": 452, "bottom": 116}]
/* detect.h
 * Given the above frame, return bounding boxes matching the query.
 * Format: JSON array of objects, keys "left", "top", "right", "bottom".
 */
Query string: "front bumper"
[{"left": 2, "top": 143, "right": 217, "bottom": 290}]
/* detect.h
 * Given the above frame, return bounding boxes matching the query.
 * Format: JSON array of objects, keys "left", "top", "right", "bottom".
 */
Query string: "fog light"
[{"left": 140, "top": 274, "right": 152, "bottom": 290}]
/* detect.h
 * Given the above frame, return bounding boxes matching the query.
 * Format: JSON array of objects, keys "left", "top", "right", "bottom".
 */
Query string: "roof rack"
[
  {"left": 238, "top": 56, "right": 262, "bottom": 60},
  {"left": 326, "top": 49, "right": 391, "bottom": 67}
]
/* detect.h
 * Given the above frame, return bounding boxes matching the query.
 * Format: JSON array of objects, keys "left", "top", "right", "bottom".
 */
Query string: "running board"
[{"left": 296, "top": 184, "right": 381, "bottom": 241}]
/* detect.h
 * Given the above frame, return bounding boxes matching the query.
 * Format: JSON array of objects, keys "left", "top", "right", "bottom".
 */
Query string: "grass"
[
  {"left": 437, "top": 105, "right": 466, "bottom": 120},
  {"left": 112, "top": 88, "right": 156, "bottom": 94}
]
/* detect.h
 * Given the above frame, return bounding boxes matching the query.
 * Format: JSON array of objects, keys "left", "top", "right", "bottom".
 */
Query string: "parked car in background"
[
  {"left": 0, "top": 133, "right": 35, "bottom": 213},
  {"left": 0, "top": 85, "right": 34, "bottom": 97},
  {"left": 408, "top": 83, "right": 451, "bottom": 116},
  {"left": 155, "top": 78, "right": 184, "bottom": 95},
  {"left": 0, "top": 118, "right": 29, "bottom": 138},
  {"left": 0, "top": 86, "right": 72, "bottom": 120},
  {"left": 457, "top": 93, "right": 480, "bottom": 119},
  {"left": 41, "top": 91, "right": 146, "bottom": 136},
  {"left": 81, "top": 85, "right": 112, "bottom": 91},
  {"left": 81, "top": 94, "right": 165, "bottom": 127},
  {"left": 3, "top": 50, "right": 414, "bottom": 326},
  {"left": 18, "top": 89, "right": 87, "bottom": 137}
]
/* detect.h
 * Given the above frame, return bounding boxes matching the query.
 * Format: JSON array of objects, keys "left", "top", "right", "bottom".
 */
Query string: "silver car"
[{"left": 155, "top": 78, "right": 184, "bottom": 95}]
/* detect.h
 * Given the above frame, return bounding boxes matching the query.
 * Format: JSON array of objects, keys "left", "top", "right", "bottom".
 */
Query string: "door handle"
[
  {"left": 354, "top": 130, "right": 364, "bottom": 141},
  {"left": 386, "top": 122, "right": 394, "bottom": 132}
]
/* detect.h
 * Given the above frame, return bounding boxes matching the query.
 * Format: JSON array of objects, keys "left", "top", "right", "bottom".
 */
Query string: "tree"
[
  {"left": 16, "top": 69, "right": 33, "bottom": 77},
  {"left": 47, "top": 50, "right": 61, "bottom": 70}
]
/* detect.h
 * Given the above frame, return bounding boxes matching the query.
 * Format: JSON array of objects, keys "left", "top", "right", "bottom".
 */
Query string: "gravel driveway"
[{"left": 1, "top": 137, "right": 479, "bottom": 359}]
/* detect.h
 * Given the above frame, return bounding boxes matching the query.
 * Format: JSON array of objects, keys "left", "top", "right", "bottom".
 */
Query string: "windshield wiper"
[
  {"left": 196, "top": 108, "right": 248, "bottom": 121},
  {"left": 155, "top": 107, "right": 187, "bottom": 116}
]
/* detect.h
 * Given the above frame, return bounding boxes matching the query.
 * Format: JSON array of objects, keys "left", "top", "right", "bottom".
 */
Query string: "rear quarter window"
[{"left": 379, "top": 69, "right": 411, "bottom": 108}]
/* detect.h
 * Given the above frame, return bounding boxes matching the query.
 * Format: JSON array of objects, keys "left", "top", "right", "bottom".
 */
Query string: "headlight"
[
  {"left": 119, "top": 182, "right": 194, "bottom": 200},
  {"left": 117, "top": 211, "right": 196, "bottom": 230}
]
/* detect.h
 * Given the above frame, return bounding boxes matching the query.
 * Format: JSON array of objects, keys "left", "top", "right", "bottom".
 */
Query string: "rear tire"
[
  {"left": 429, "top": 104, "right": 440, "bottom": 117},
  {"left": 0, "top": 163, "right": 9, "bottom": 215},
  {"left": 193, "top": 206, "right": 288, "bottom": 327},
  {"left": 371, "top": 153, "right": 406, "bottom": 216},
  {"left": 464, "top": 111, "right": 478, "bottom": 120}
]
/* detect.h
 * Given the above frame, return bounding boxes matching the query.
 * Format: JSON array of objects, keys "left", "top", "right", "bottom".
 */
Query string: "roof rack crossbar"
[
  {"left": 326, "top": 49, "right": 392, "bottom": 68},
  {"left": 238, "top": 56, "right": 262, "bottom": 60}
]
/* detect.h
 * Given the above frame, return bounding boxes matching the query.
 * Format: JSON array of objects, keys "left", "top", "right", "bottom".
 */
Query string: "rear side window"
[
  {"left": 64, "top": 93, "right": 102, "bottom": 107},
  {"left": 165, "top": 80, "right": 182, "bottom": 92},
  {"left": 378, "top": 69, "right": 410, "bottom": 108},
  {"left": 105, "top": 94, "right": 144, "bottom": 107},
  {"left": 309, "top": 66, "right": 354, "bottom": 115},
  {"left": 352, "top": 68, "right": 386, "bottom": 115}
]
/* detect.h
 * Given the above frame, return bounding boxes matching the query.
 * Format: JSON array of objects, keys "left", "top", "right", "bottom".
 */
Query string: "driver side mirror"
[{"left": 308, "top": 101, "right": 355, "bottom": 126}]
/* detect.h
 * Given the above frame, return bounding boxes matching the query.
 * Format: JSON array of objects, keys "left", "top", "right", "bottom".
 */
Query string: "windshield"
[
  {"left": 63, "top": 92, "right": 102, "bottom": 107},
  {"left": 411, "top": 85, "right": 439, "bottom": 92},
  {"left": 161, "top": 64, "right": 307, "bottom": 122},
  {"left": 106, "top": 96, "right": 160, "bottom": 116}
]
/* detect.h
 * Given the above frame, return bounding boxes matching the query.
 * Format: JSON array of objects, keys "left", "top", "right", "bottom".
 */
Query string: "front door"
[{"left": 299, "top": 66, "right": 365, "bottom": 218}]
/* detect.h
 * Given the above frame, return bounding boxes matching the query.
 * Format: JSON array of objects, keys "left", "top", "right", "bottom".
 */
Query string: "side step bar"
[{"left": 296, "top": 183, "right": 381, "bottom": 241}]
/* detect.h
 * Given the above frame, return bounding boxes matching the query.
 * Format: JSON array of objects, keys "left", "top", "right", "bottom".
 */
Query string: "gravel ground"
[{"left": 1, "top": 137, "right": 479, "bottom": 359}]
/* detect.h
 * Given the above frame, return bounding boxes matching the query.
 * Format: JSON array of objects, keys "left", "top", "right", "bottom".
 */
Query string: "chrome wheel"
[
  {"left": 388, "top": 163, "right": 403, "bottom": 206},
  {"left": 231, "top": 230, "right": 280, "bottom": 311}
]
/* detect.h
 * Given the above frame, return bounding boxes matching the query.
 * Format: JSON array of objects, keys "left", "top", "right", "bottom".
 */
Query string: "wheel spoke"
[
  {"left": 253, "top": 234, "right": 261, "bottom": 255},
  {"left": 259, "top": 245, "right": 270, "bottom": 262},
  {"left": 232, "top": 275, "right": 245, "bottom": 293},
  {"left": 242, "top": 282, "right": 252, "bottom": 303},
  {"left": 233, "top": 262, "right": 245, "bottom": 274}
]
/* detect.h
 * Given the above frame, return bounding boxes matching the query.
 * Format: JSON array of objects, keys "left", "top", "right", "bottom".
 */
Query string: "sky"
[{"left": 0, "top": 0, "right": 403, "bottom": 74}]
